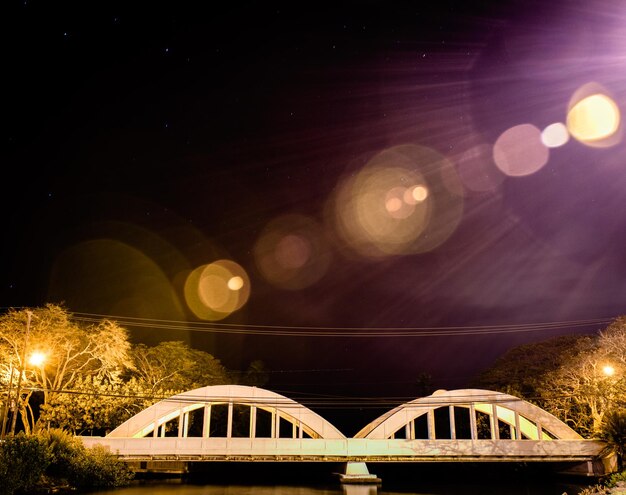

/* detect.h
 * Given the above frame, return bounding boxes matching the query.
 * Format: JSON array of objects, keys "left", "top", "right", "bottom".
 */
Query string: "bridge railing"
[{"left": 80, "top": 436, "right": 605, "bottom": 462}]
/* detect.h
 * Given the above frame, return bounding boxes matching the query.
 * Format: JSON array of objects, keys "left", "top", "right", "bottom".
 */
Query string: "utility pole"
[
  {"left": 0, "top": 360, "right": 15, "bottom": 438},
  {"left": 9, "top": 310, "right": 32, "bottom": 436}
]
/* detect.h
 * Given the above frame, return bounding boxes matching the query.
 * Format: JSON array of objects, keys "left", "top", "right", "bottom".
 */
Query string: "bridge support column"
[
  {"left": 339, "top": 463, "right": 381, "bottom": 484},
  {"left": 250, "top": 406, "right": 257, "bottom": 438}
]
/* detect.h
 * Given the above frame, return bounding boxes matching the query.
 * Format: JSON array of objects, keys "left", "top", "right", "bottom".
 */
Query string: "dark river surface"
[{"left": 87, "top": 463, "right": 596, "bottom": 495}]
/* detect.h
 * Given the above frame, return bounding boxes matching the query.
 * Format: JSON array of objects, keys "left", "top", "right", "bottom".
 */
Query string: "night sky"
[{"left": 2, "top": 0, "right": 626, "bottom": 415}]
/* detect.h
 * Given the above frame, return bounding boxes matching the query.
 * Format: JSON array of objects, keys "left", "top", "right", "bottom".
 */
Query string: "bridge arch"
[
  {"left": 108, "top": 384, "right": 345, "bottom": 440},
  {"left": 355, "top": 389, "right": 582, "bottom": 441}
]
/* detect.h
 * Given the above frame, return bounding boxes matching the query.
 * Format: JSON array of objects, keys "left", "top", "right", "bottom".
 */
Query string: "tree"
[
  {"left": 538, "top": 320, "right": 626, "bottom": 436},
  {"left": 601, "top": 409, "right": 626, "bottom": 466},
  {"left": 236, "top": 359, "right": 270, "bottom": 388},
  {"left": 38, "top": 376, "right": 181, "bottom": 435},
  {"left": 472, "top": 334, "right": 596, "bottom": 399},
  {"left": 415, "top": 371, "right": 434, "bottom": 397},
  {"left": 0, "top": 305, "right": 134, "bottom": 433},
  {"left": 538, "top": 347, "right": 624, "bottom": 435},
  {"left": 473, "top": 318, "right": 626, "bottom": 438},
  {"left": 130, "top": 341, "right": 229, "bottom": 392},
  {"left": 1, "top": 306, "right": 262, "bottom": 435}
]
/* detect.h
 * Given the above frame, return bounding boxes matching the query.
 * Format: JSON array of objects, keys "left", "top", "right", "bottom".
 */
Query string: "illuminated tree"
[
  {"left": 475, "top": 318, "right": 626, "bottom": 437},
  {"left": 472, "top": 334, "right": 596, "bottom": 399},
  {"left": 131, "top": 341, "right": 229, "bottom": 392},
  {"left": 0, "top": 305, "right": 133, "bottom": 433},
  {"left": 38, "top": 376, "right": 179, "bottom": 435},
  {"left": 538, "top": 348, "right": 624, "bottom": 435}
]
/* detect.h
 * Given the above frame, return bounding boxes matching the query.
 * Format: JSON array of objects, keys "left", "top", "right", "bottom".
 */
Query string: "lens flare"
[
  {"left": 331, "top": 144, "right": 463, "bottom": 257},
  {"left": 254, "top": 215, "right": 331, "bottom": 290},
  {"left": 385, "top": 187, "right": 414, "bottom": 219},
  {"left": 493, "top": 124, "right": 549, "bottom": 177},
  {"left": 275, "top": 234, "right": 312, "bottom": 269},
  {"left": 227, "top": 276, "right": 244, "bottom": 291},
  {"left": 405, "top": 185, "right": 429, "bottom": 203},
  {"left": 456, "top": 143, "right": 504, "bottom": 193},
  {"left": 541, "top": 122, "right": 569, "bottom": 148},
  {"left": 567, "top": 85, "right": 621, "bottom": 147},
  {"left": 184, "top": 259, "right": 250, "bottom": 320}
]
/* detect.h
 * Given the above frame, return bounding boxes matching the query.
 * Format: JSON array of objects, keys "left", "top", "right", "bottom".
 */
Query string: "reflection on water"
[{"left": 89, "top": 479, "right": 588, "bottom": 495}]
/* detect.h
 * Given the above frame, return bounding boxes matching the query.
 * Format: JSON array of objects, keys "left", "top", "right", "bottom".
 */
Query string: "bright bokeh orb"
[
  {"left": 227, "top": 276, "right": 244, "bottom": 290},
  {"left": 493, "top": 124, "right": 549, "bottom": 177},
  {"left": 541, "top": 122, "right": 570, "bottom": 148},
  {"left": 385, "top": 187, "right": 414, "bottom": 219},
  {"left": 331, "top": 144, "right": 464, "bottom": 257},
  {"left": 254, "top": 215, "right": 331, "bottom": 290},
  {"left": 567, "top": 92, "right": 620, "bottom": 146},
  {"left": 407, "top": 185, "right": 429, "bottom": 203},
  {"left": 184, "top": 259, "right": 250, "bottom": 320}
]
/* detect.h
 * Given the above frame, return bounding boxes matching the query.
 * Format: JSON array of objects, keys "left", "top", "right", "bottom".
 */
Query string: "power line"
[
  {"left": 66, "top": 311, "right": 614, "bottom": 338},
  {"left": 14, "top": 385, "right": 572, "bottom": 410}
]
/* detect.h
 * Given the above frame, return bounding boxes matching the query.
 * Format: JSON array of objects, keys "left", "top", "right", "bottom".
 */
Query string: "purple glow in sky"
[{"left": 2, "top": 0, "right": 626, "bottom": 397}]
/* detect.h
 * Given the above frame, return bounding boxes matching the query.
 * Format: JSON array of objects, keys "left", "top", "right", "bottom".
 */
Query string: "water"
[
  {"left": 88, "top": 481, "right": 590, "bottom": 495},
  {"left": 87, "top": 464, "right": 594, "bottom": 495}
]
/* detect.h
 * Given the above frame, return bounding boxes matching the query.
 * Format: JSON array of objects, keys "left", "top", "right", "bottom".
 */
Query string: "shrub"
[
  {"left": 41, "top": 428, "right": 133, "bottom": 489},
  {"left": 602, "top": 409, "right": 626, "bottom": 463},
  {"left": 0, "top": 430, "right": 132, "bottom": 493},
  {"left": 68, "top": 444, "right": 134, "bottom": 489},
  {"left": 0, "top": 433, "right": 52, "bottom": 495},
  {"left": 39, "top": 428, "right": 83, "bottom": 482}
]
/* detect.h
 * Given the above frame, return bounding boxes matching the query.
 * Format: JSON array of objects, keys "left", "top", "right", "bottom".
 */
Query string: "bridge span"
[{"left": 79, "top": 385, "right": 613, "bottom": 480}]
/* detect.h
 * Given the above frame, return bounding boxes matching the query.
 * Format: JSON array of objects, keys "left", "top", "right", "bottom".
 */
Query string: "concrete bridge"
[{"left": 79, "top": 385, "right": 613, "bottom": 481}]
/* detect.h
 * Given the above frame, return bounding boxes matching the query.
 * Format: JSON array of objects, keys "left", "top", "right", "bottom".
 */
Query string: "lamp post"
[
  {"left": 9, "top": 310, "right": 32, "bottom": 436},
  {"left": 28, "top": 351, "right": 48, "bottom": 410}
]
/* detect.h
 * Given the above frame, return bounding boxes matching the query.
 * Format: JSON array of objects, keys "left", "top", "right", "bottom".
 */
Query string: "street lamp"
[
  {"left": 29, "top": 352, "right": 46, "bottom": 367},
  {"left": 603, "top": 365, "right": 616, "bottom": 377}
]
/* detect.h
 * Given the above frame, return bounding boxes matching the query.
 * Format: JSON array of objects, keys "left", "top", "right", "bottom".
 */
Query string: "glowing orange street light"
[
  {"left": 28, "top": 352, "right": 46, "bottom": 367},
  {"left": 603, "top": 365, "right": 616, "bottom": 377}
]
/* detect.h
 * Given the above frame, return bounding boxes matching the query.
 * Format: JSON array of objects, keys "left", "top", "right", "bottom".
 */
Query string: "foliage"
[
  {"left": 131, "top": 340, "right": 229, "bottom": 392},
  {"left": 474, "top": 317, "right": 626, "bottom": 437},
  {"left": 66, "top": 444, "right": 134, "bottom": 489},
  {"left": 538, "top": 322, "right": 626, "bottom": 436},
  {"left": 39, "top": 428, "right": 81, "bottom": 481},
  {"left": 0, "top": 433, "right": 51, "bottom": 495},
  {"left": 38, "top": 375, "right": 177, "bottom": 434},
  {"left": 236, "top": 359, "right": 270, "bottom": 387},
  {"left": 38, "top": 428, "right": 133, "bottom": 489},
  {"left": 607, "top": 469, "right": 626, "bottom": 488},
  {"left": 415, "top": 371, "right": 434, "bottom": 397},
  {"left": 0, "top": 305, "right": 260, "bottom": 434},
  {"left": 472, "top": 334, "right": 596, "bottom": 399},
  {"left": 0, "top": 305, "right": 134, "bottom": 433},
  {"left": 0, "top": 429, "right": 133, "bottom": 493},
  {"left": 601, "top": 409, "right": 626, "bottom": 461}
]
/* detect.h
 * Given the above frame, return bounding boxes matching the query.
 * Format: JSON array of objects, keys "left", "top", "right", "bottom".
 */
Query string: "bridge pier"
[{"left": 339, "top": 462, "right": 381, "bottom": 484}]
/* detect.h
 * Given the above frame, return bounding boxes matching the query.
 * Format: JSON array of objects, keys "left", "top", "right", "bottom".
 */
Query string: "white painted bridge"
[{"left": 79, "top": 385, "right": 612, "bottom": 478}]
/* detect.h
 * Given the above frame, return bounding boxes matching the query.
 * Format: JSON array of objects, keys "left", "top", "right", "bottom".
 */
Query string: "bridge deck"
[{"left": 80, "top": 437, "right": 605, "bottom": 463}]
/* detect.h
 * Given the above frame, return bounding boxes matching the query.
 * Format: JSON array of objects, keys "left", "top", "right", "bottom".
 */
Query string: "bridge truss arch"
[
  {"left": 108, "top": 384, "right": 345, "bottom": 440},
  {"left": 355, "top": 389, "right": 582, "bottom": 441}
]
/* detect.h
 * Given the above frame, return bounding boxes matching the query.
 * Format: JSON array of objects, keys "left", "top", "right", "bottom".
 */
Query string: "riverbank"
[{"left": 0, "top": 431, "right": 133, "bottom": 495}]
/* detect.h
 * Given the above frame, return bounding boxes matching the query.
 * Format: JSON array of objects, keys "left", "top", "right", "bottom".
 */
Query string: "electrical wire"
[
  {"left": 14, "top": 385, "right": 561, "bottom": 410},
  {"left": 65, "top": 311, "right": 613, "bottom": 338}
]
